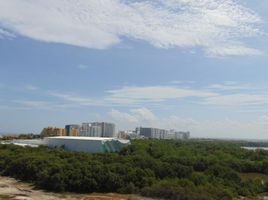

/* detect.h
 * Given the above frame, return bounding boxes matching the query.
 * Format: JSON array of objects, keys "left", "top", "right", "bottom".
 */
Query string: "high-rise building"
[
  {"left": 79, "top": 123, "right": 90, "bottom": 136},
  {"left": 78, "top": 122, "right": 115, "bottom": 137},
  {"left": 91, "top": 122, "right": 116, "bottom": 137},
  {"left": 136, "top": 127, "right": 190, "bottom": 140},
  {"left": 175, "top": 131, "right": 190, "bottom": 139},
  {"left": 89, "top": 125, "right": 102, "bottom": 137},
  {"left": 79, "top": 123, "right": 102, "bottom": 137},
  {"left": 65, "top": 125, "right": 80, "bottom": 136},
  {"left": 40, "top": 127, "right": 66, "bottom": 138},
  {"left": 136, "top": 127, "right": 166, "bottom": 139}
]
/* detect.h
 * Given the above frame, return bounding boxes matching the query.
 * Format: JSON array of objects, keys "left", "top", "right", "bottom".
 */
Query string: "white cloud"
[
  {"left": 0, "top": 0, "right": 264, "bottom": 56},
  {"left": 47, "top": 86, "right": 216, "bottom": 107},
  {"left": 2, "top": 82, "right": 268, "bottom": 137},
  {"left": 203, "top": 94, "right": 268, "bottom": 106},
  {"left": 0, "top": 105, "right": 13, "bottom": 110},
  {"left": 207, "top": 82, "right": 253, "bottom": 91},
  {"left": 25, "top": 84, "right": 39, "bottom": 91},
  {"left": 48, "top": 84, "right": 268, "bottom": 109},
  {"left": 109, "top": 108, "right": 199, "bottom": 130},
  {"left": 77, "top": 65, "right": 89, "bottom": 70},
  {"left": 109, "top": 108, "right": 268, "bottom": 139},
  {"left": 130, "top": 107, "right": 156, "bottom": 121},
  {"left": 193, "top": 117, "right": 268, "bottom": 139},
  {"left": 107, "top": 86, "right": 216, "bottom": 104},
  {"left": 48, "top": 91, "right": 100, "bottom": 106},
  {"left": 238, "top": 108, "right": 268, "bottom": 113},
  {"left": 0, "top": 28, "right": 15, "bottom": 39},
  {"left": 2, "top": 83, "right": 266, "bottom": 111},
  {"left": 206, "top": 45, "right": 263, "bottom": 57},
  {"left": 13, "top": 100, "right": 54, "bottom": 109},
  {"left": 169, "top": 80, "right": 183, "bottom": 85},
  {"left": 169, "top": 80, "right": 196, "bottom": 85},
  {"left": 109, "top": 109, "right": 139, "bottom": 123},
  {"left": 12, "top": 99, "right": 80, "bottom": 110}
]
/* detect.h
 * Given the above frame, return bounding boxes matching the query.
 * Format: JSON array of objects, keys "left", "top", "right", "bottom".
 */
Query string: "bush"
[{"left": 0, "top": 140, "right": 268, "bottom": 199}]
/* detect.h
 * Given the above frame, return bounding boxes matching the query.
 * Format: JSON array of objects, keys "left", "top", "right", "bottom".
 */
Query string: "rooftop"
[{"left": 47, "top": 136, "right": 127, "bottom": 141}]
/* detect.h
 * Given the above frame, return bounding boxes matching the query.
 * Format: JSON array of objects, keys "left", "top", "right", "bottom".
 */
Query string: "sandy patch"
[{"left": 0, "top": 176, "right": 152, "bottom": 200}]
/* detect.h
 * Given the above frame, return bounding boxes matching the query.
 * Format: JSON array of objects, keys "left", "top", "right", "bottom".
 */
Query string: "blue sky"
[{"left": 0, "top": 0, "right": 268, "bottom": 139}]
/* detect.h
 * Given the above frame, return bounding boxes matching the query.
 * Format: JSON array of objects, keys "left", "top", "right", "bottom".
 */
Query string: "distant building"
[
  {"left": 79, "top": 123, "right": 102, "bottom": 137},
  {"left": 40, "top": 127, "right": 66, "bottom": 138},
  {"left": 91, "top": 122, "right": 116, "bottom": 137},
  {"left": 118, "top": 130, "right": 137, "bottom": 139},
  {"left": 0, "top": 134, "right": 18, "bottom": 140},
  {"left": 46, "top": 136, "right": 130, "bottom": 153},
  {"left": 136, "top": 127, "right": 190, "bottom": 140},
  {"left": 90, "top": 125, "right": 102, "bottom": 137},
  {"left": 65, "top": 125, "right": 80, "bottom": 136},
  {"left": 136, "top": 127, "right": 167, "bottom": 139},
  {"left": 79, "top": 123, "right": 90, "bottom": 136},
  {"left": 3, "top": 137, "right": 130, "bottom": 153},
  {"left": 65, "top": 122, "right": 116, "bottom": 138},
  {"left": 175, "top": 131, "right": 190, "bottom": 139}
]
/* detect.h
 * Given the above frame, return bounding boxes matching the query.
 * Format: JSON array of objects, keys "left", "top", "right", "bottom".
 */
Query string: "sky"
[{"left": 0, "top": 0, "right": 268, "bottom": 139}]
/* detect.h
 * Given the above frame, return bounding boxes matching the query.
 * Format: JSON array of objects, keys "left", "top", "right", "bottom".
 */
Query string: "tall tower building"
[
  {"left": 91, "top": 122, "right": 116, "bottom": 137},
  {"left": 65, "top": 124, "right": 80, "bottom": 136}
]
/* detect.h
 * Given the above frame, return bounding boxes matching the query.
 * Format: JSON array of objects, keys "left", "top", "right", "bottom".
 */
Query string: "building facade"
[
  {"left": 91, "top": 122, "right": 116, "bottom": 137},
  {"left": 65, "top": 125, "right": 80, "bottom": 136},
  {"left": 175, "top": 131, "right": 190, "bottom": 139},
  {"left": 136, "top": 127, "right": 190, "bottom": 140},
  {"left": 40, "top": 127, "right": 66, "bottom": 138},
  {"left": 46, "top": 136, "right": 130, "bottom": 153},
  {"left": 79, "top": 123, "right": 102, "bottom": 137},
  {"left": 136, "top": 127, "right": 167, "bottom": 139},
  {"left": 64, "top": 123, "right": 116, "bottom": 138}
]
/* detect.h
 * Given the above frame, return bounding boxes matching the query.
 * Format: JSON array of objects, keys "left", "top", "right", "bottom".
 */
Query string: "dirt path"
[{"left": 0, "top": 176, "right": 152, "bottom": 200}]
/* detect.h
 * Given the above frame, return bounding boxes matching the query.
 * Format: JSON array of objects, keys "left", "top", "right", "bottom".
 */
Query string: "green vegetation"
[
  {"left": 0, "top": 133, "right": 40, "bottom": 140},
  {"left": 0, "top": 140, "right": 268, "bottom": 200},
  {"left": 0, "top": 195, "right": 13, "bottom": 200},
  {"left": 240, "top": 172, "right": 268, "bottom": 181}
]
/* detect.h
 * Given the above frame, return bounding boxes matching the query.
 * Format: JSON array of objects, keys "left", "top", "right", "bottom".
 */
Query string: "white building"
[
  {"left": 136, "top": 127, "right": 190, "bottom": 140},
  {"left": 79, "top": 122, "right": 116, "bottom": 138},
  {"left": 173, "top": 131, "right": 190, "bottom": 139},
  {"left": 45, "top": 136, "right": 130, "bottom": 153},
  {"left": 91, "top": 122, "right": 116, "bottom": 137},
  {"left": 79, "top": 123, "right": 102, "bottom": 137}
]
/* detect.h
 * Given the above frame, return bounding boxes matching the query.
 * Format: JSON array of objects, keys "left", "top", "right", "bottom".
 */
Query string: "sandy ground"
[{"left": 0, "top": 176, "right": 153, "bottom": 200}]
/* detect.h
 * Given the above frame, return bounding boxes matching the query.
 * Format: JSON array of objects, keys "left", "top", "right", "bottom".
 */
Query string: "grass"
[
  {"left": 0, "top": 195, "right": 13, "bottom": 200},
  {"left": 240, "top": 172, "right": 268, "bottom": 182}
]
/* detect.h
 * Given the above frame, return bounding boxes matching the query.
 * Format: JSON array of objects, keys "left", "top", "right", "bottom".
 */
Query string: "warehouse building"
[{"left": 45, "top": 136, "right": 130, "bottom": 153}]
